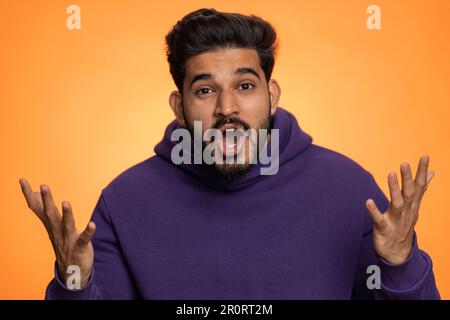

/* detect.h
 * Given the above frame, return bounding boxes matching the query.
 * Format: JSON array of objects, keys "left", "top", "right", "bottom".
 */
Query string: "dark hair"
[{"left": 165, "top": 8, "right": 279, "bottom": 93}]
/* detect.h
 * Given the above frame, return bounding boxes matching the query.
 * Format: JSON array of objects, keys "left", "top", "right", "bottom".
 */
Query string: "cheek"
[
  {"left": 239, "top": 89, "right": 269, "bottom": 110},
  {"left": 183, "top": 101, "right": 206, "bottom": 122},
  {"left": 184, "top": 108, "right": 214, "bottom": 131},
  {"left": 240, "top": 93, "right": 270, "bottom": 128}
]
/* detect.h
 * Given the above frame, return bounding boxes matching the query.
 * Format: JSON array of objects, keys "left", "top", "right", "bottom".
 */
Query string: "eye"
[
  {"left": 195, "top": 87, "right": 214, "bottom": 96},
  {"left": 237, "top": 83, "right": 255, "bottom": 91}
]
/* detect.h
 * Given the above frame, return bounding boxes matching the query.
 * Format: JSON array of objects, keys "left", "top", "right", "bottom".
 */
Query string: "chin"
[{"left": 213, "top": 162, "right": 252, "bottom": 180}]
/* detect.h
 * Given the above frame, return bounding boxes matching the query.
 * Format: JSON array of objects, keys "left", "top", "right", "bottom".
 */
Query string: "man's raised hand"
[
  {"left": 19, "top": 178, "right": 96, "bottom": 288},
  {"left": 365, "top": 155, "right": 434, "bottom": 265}
]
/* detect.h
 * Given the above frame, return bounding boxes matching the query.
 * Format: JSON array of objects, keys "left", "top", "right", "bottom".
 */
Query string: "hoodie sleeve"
[
  {"left": 45, "top": 193, "right": 139, "bottom": 300},
  {"left": 351, "top": 173, "right": 440, "bottom": 300}
]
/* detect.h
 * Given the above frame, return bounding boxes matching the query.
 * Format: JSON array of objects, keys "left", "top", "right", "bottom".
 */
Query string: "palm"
[
  {"left": 365, "top": 155, "right": 434, "bottom": 265},
  {"left": 19, "top": 179, "right": 96, "bottom": 287}
]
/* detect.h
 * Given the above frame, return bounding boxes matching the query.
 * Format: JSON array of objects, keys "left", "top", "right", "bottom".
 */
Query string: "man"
[{"left": 20, "top": 8, "right": 439, "bottom": 299}]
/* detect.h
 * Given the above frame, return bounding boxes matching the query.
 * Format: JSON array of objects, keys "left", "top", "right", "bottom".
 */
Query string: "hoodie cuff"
[
  {"left": 377, "top": 233, "right": 429, "bottom": 291},
  {"left": 45, "top": 262, "right": 98, "bottom": 300}
]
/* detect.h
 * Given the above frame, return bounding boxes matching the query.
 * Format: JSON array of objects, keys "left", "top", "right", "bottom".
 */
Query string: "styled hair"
[{"left": 165, "top": 8, "right": 279, "bottom": 93}]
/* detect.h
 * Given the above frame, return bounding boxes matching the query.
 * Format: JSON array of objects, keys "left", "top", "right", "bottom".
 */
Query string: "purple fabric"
[{"left": 45, "top": 107, "right": 440, "bottom": 299}]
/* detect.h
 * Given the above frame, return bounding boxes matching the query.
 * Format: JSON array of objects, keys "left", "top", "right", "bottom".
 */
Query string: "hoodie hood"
[{"left": 154, "top": 107, "right": 313, "bottom": 191}]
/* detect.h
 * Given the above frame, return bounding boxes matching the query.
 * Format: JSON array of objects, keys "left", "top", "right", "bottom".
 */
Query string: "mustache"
[{"left": 212, "top": 117, "right": 251, "bottom": 131}]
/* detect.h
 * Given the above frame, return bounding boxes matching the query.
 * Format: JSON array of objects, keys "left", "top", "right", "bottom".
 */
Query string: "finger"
[
  {"left": 19, "top": 178, "right": 38, "bottom": 210},
  {"left": 414, "top": 155, "right": 430, "bottom": 195},
  {"left": 421, "top": 169, "right": 435, "bottom": 195},
  {"left": 416, "top": 170, "right": 435, "bottom": 205},
  {"left": 20, "top": 178, "right": 46, "bottom": 221},
  {"left": 366, "top": 199, "right": 385, "bottom": 227},
  {"left": 427, "top": 170, "right": 435, "bottom": 185},
  {"left": 77, "top": 221, "right": 96, "bottom": 247},
  {"left": 61, "top": 201, "right": 76, "bottom": 236},
  {"left": 388, "top": 172, "right": 404, "bottom": 214},
  {"left": 40, "top": 184, "right": 62, "bottom": 231},
  {"left": 400, "top": 162, "right": 415, "bottom": 207}
]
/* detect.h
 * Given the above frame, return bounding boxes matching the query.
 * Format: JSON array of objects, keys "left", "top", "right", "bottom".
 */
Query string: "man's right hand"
[{"left": 19, "top": 178, "right": 96, "bottom": 288}]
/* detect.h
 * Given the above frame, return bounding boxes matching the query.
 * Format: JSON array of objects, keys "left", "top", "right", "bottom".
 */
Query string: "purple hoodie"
[{"left": 45, "top": 107, "right": 440, "bottom": 299}]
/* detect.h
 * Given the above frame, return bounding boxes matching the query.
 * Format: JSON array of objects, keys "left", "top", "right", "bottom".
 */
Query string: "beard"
[
  {"left": 186, "top": 103, "right": 273, "bottom": 181},
  {"left": 212, "top": 114, "right": 273, "bottom": 181}
]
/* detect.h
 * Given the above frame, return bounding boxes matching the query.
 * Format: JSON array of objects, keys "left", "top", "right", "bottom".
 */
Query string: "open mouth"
[{"left": 217, "top": 125, "right": 246, "bottom": 157}]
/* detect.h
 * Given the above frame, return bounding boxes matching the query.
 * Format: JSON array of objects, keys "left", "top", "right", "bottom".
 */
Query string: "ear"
[
  {"left": 267, "top": 79, "right": 281, "bottom": 116},
  {"left": 169, "top": 90, "right": 186, "bottom": 126}
]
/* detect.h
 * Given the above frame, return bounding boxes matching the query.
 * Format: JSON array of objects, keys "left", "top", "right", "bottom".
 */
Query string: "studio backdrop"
[{"left": 0, "top": 0, "right": 449, "bottom": 299}]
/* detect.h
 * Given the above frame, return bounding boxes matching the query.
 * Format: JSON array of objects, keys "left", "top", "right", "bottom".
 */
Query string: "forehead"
[{"left": 185, "top": 47, "right": 261, "bottom": 77}]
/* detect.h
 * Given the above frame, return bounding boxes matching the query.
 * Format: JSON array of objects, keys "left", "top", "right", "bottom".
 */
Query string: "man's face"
[{"left": 170, "top": 47, "right": 280, "bottom": 179}]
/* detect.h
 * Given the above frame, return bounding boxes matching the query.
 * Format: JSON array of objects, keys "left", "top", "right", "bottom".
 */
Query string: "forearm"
[{"left": 45, "top": 194, "right": 139, "bottom": 300}]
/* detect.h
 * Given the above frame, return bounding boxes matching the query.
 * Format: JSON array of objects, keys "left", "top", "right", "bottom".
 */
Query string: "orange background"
[{"left": 1, "top": 0, "right": 449, "bottom": 299}]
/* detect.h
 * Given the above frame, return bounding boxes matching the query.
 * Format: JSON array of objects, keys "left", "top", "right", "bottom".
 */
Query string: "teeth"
[{"left": 221, "top": 127, "right": 241, "bottom": 151}]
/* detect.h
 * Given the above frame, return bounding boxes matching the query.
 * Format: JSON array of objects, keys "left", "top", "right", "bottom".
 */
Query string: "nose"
[{"left": 215, "top": 90, "right": 239, "bottom": 119}]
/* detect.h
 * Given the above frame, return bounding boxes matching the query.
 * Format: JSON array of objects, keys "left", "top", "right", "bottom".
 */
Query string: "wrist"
[
  {"left": 56, "top": 262, "right": 92, "bottom": 289},
  {"left": 380, "top": 234, "right": 414, "bottom": 265}
]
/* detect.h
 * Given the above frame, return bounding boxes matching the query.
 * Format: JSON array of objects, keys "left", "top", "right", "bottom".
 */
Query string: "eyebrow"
[
  {"left": 190, "top": 73, "right": 212, "bottom": 88},
  {"left": 189, "top": 67, "right": 261, "bottom": 88},
  {"left": 234, "top": 67, "right": 260, "bottom": 80}
]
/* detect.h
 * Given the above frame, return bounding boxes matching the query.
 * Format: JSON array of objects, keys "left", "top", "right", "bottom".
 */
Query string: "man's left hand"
[{"left": 365, "top": 155, "right": 434, "bottom": 265}]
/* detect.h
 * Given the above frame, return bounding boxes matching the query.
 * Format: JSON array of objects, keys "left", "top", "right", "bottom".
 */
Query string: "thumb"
[
  {"left": 366, "top": 199, "right": 385, "bottom": 228},
  {"left": 76, "top": 221, "right": 96, "bottom": 247}
]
